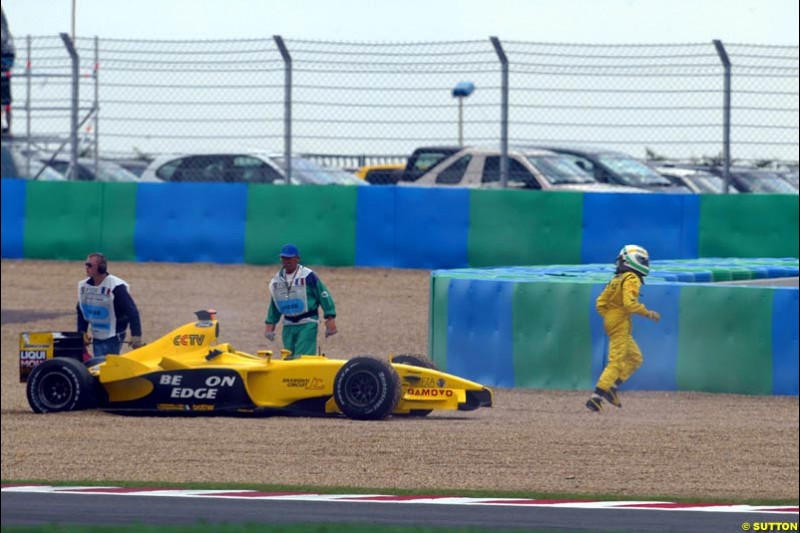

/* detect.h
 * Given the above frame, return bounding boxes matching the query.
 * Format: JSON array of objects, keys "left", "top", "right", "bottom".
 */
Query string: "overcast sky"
[{"left": 3, "top": 0, "right": 799, "bottom": 44}]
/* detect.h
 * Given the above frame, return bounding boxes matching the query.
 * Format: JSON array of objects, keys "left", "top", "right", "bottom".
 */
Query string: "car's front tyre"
[{"left": 333, "top": 356, "right": 400, "bottom": 420}]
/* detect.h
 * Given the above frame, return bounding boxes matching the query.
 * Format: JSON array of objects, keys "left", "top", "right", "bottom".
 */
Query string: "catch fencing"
[{"left": 6, "top": 35, "right": 799, "bottom": 172}]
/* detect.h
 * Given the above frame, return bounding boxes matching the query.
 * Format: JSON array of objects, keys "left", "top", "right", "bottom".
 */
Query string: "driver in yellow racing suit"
[{"left": 586, "top": 245, "right": 660, "bottom": 412}]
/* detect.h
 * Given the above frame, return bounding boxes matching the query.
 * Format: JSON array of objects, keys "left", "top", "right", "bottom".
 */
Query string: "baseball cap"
[{"left": 280, "top": 244, "right": 300, "bottom": 258}]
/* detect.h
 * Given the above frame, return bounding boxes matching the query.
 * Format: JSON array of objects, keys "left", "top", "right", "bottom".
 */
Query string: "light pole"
[
  {"left": 71, "top": 0, "right": 76, "bottom": 42},
  {"left": 452, "top": 82, "right": 475, "bottom": 147}
]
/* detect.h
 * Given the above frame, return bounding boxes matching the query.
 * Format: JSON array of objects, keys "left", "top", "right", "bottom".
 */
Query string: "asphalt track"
[{"left": 2, "top": 490, "right": 797, "bottom": 532}]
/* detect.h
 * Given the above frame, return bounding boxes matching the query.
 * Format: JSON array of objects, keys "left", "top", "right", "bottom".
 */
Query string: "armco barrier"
[
  {"left": 429, "top": 260, "right": 799, "bottom": 396},
  {"left": 2, "top": 180, "right": 798, "bottom": 266}
]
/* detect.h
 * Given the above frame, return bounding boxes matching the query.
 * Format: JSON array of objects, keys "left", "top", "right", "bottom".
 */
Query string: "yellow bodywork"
[
  {"left": 92, "top": 316, "right": 492, "bottom": 415},
  {"left": 354, "top": 163, "right": 405, "bottom": 180}
]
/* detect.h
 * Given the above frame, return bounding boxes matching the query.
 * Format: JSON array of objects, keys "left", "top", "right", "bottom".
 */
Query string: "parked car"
[
  {"left": 703, "top": 166, "right": 798, "bottom": 194},
  {"left": 140, "top": 152, "right": 365, "bottom": 186},
  {"left": 655, "top": 166, "right": 737, "bottom": 194},
  {"left": 109, "top": 158, "right": 151, "bottom": 177},
  {"left": 355, "top": 163, "right": 406, "bottom": 185},
  {"left": 140, "top": 152, "right": 284, "bottom": 184},
  {"left": 777, "top": 169, "right": 799, "bottom": 190},
  {"left": 405, "top": 146, "right": 645, "bottom": 192},
  {"left": 271, "top": 155, "right": 366, "bottom": 186},
  {"left": 400, "top": 146, "right": 462, "bottom": 182},
  {"left": 42, "top": 157, "right": 141, "bottom": 182},
  {"left": 1, "top": 144, "right": 65, "bottom": 181},
  {"left": 525, "top": 146, "right": 690, "bottom": 192}
]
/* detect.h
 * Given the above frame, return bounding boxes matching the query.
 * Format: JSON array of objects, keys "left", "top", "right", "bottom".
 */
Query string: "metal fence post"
[
  {"left": 59, "top": 32, "right": 79, "bottom": 181},
  {"left": 713, "top": 39, "right": 732, "bottom": 193},
  {"left": 93, "top": 35, "right": 99, "bottom": 177},
  {"left": 25, "top": 35, "right": 31, "bottom": 177},
  {"left": 491, "top": 36, "right": 509, "bottom": 188},
  {"left": 274, "top": 35, "right": 292, "bottom": 184}
]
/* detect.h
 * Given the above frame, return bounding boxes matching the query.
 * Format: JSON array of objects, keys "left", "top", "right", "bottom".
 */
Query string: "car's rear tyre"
[
  {"left": 333, "top": 356, "right": 400, "bottom": 420},
  {"left": 26, "top": 358, "right": 97, "bottom": 413},
  {"left": 391, "top": 353, "right": 437, "bottom": 417}
]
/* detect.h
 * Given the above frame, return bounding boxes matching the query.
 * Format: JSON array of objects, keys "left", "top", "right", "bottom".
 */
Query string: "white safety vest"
[
  {"left": 77, "top": 274, "right": 130, "bottom": 340},
  {"left": 269, "top": 266, "right": 314, "bottom": 324}
]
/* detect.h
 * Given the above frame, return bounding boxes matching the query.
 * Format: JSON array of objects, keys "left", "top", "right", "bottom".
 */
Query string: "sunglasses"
[{"left": 85, "top": 262, "right": 95, "bottom": 268}]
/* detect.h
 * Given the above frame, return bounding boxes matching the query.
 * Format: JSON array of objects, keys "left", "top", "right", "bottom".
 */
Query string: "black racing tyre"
[
  {"left": 391, "top": 353, "right": 437, "bottom": 370},
  {"left": 26, "top": 358, "right": 98, "bottom": 413},
  {"left": 391, "top": 353, "right": 437, "bottom": 417},
  {"left": 333, "top": 356, "right": 401, "bottom": 420}
]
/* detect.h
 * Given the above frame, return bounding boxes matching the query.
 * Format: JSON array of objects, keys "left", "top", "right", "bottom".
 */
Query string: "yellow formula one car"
[{"left": 23, "top": 311, "right": 492, "bottom": 420}]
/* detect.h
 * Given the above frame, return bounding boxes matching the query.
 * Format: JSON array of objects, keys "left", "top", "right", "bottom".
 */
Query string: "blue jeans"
[{"left": 92, "top": 334, "right": 125, "bottom": 360}]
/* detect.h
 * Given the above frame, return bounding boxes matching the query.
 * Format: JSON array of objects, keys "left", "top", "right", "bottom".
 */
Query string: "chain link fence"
[{"left": 6, "top": 36, "right": 798, "bottom": 171}]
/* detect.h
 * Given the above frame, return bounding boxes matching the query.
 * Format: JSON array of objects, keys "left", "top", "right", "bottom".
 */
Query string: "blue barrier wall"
[
  {"left": 581, "top": 193, "right": 700, "bottom": 263},
  {"left": 772, "top": 288, "right": 800, "bottom": 395},
  {"left": 1, "top": 179, "right": 25, "bottom": 259},
  {"left": 446, "top": 278, "right": 516, "bottom": 386},
  {"left": 136, "top": 183, "right": 248, "bottom": 264},
  {"left": 356, "top": 187, "right": 470, "bottom": 268},
  {"left": 3, "top": 180, "right": 797, "bottom": 266}
]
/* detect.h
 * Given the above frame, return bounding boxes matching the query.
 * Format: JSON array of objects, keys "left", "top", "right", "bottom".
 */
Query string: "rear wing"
[{"left": 19, "top": 331, "right": 85, "bottom": 382}]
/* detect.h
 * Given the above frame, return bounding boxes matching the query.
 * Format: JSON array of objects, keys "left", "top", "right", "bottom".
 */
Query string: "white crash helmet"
[{"left": 617, "top": 244, "right": 650, "bottom": 276}]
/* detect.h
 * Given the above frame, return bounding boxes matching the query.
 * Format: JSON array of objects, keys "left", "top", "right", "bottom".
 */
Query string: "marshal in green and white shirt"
[{"left": 266, "top": 265, "right": 336, "bottom": 326}]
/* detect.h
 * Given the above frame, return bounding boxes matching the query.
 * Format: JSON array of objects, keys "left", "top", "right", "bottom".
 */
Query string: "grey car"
[
  {"left": 140, "top": 152, "right": 366, "bottom": 186},
  {"left": 776, "top": 169, "right": 799, "bottom": 190},
  {"left": 1, "top": 144, "right": 65, "bottom": 181},
  {"left": 524, "top": 146, "right": 691, "bottom": 193},
  {"left": 42, "top": 157, "right": 141, "bottom": 182},
  {"left": 703, "top": 166, "right": 798, "bottom": 194},
  {"left": 655, "top": 166, "right": 737, "bottom": 194}
]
